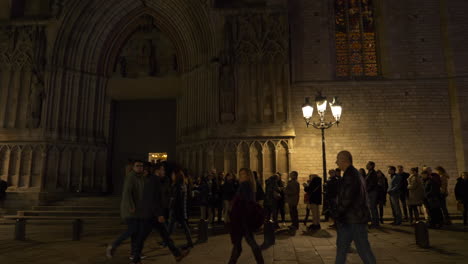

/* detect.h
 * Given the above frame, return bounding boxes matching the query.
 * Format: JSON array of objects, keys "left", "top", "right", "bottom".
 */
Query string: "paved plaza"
[{"left": 0, "top": 220, "right": 467, "bottom": 264}]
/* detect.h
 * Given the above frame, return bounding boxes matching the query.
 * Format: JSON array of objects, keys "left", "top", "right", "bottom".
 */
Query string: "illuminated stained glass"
[{"left": 335, "top": 0, "right": 378, "bottom": 78}]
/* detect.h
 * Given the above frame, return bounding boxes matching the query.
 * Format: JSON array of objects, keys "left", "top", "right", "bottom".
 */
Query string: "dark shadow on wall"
[{"left": 110, "top": 99, "right": 176, "bottom": 194}]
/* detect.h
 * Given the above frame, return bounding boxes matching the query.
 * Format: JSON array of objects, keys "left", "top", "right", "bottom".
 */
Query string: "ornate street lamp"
[{"left": 301, "top": 92, "right": 342, "bottom": 182}]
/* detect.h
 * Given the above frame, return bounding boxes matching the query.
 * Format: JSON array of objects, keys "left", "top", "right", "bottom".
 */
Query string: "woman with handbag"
[
  {"left": 228, "top": 168, "right": 264, "bottom": 264},
  {"left": 407, "top": 167, "right": 424, "bottom": 224},
  {"left": 168, "top": 168, "right": 193, "bottom": 248}
]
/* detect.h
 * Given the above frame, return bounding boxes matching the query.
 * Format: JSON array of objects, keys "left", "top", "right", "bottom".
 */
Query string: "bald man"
[{"left": 335, "top": 151, "right": 376, "bottom": 264}]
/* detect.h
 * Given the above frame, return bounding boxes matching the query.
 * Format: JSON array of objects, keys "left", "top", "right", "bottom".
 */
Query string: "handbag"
[
  {"left": 457, "top": 201, "right": 464, "bottom": 212},
  {"left": 247, "top": 200, "right": 265, "bottom": 231}
]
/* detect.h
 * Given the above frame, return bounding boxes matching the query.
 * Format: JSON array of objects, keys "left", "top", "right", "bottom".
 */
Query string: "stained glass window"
[{"left": 335, "top": 0, "right": 378, "bottom": 78}]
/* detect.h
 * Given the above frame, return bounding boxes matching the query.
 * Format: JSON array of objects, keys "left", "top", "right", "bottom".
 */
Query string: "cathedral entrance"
[
  {"left": 106, "top": 15, "right": 180, "bottom": 194},
  {"left": 109, "top": 99, "right": 176, "bottom": 194}
]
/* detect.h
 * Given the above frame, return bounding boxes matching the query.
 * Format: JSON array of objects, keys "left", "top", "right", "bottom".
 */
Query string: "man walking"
[
  {"left": 106, "top": 160, "right": 146, "bottom": 259},
  {"left": 285, "top": 171, "right": 300, "bottom": 230},
  {"left": 366, "top": 162, "right": 379, "bottom": 228},
  {"left": 388, "top": 166, "right": 403, "bottom": 225},
  {"left": 335, "top": 151, "right": 376, "bottom": 264}
]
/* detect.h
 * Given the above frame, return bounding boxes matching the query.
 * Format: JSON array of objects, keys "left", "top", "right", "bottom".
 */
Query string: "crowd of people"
[{"left": 105, "top": 154, "right": 468, "bottom": 264}]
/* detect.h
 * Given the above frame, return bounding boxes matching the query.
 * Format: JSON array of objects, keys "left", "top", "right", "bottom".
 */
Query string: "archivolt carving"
[{"left": 227, "top": 12, "right": 288, "bottom": 64}]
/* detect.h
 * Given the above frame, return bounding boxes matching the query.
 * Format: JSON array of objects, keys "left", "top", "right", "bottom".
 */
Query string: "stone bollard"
[
  {"left": 15, "top": 219, "right": 26, "bottom": 241},
  {"left": 197, "top": 219, "right": 208, "bottom": 243},
  {"left": 415, "top": 221, "right": 430, "bottom": 248},
  {"left": 72, "top": 219, "right": 83, "bottom": 241},
  {"left": 261, "top": 220, "right": 275, "bottom": 250}
]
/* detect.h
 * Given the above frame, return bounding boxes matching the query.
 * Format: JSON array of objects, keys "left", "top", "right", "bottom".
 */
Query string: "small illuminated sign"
[{"left": 148, "top": 152, "right": 168, "bottom": 163}]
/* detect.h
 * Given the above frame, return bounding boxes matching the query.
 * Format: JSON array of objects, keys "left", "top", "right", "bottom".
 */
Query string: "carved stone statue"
[{"left": 29, "top": 72, "right": 45, "bottom": 128}]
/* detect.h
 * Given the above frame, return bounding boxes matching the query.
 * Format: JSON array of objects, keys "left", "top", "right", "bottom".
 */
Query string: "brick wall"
[{"left": 288, "top": 0, "right": 468, "bottom": 210}]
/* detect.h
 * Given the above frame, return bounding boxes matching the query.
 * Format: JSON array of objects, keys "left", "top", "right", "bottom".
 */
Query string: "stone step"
[
  {"left": 32, "top": 206, "right": 115, "bottom": 211},
  {"left": 17, "top": 210, "right": 120, "bottom": 217}
]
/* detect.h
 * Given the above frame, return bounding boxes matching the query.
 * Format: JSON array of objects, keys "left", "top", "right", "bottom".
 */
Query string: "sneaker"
[
  {"left": 106, "top": 245, "right": 114, "bottom": 259},
  {"left": 175, "top": 249, "right": 190, "bottom": 262}
]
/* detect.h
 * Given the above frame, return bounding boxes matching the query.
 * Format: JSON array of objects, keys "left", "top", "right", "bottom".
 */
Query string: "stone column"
[
  {"left": 14, "top": 149, "right": 23, "bottom": 187},
  {"left": 38, "top": 147, "right": 47, "bottom": 191},
  {"left": 26, "top": 149, "right": 34, "bottom": 188}
]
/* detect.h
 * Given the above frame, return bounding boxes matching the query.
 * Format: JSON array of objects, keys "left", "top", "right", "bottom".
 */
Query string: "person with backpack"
[{"left": 228, "top": 168, "right": 264, "bottom": 264}]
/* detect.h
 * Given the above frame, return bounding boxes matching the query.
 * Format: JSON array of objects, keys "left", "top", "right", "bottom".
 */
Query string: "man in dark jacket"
[
  {"left": 285, "top": 171, "right": 300, "bottom": 229},
  {"left": 335, "top": 151, "right": 376, "bottom": 264},
  {"left": 397, "top": 165, "right": 410, "bottom": 221},
  {"left": 387, "top": 166, "right": 402, "bottom": 225},
  {"left": 366, "top": 161, "right": 379, "bottom": 228},
  {"left": 455, "top": 172, "right": 468, "bottom": 226}
]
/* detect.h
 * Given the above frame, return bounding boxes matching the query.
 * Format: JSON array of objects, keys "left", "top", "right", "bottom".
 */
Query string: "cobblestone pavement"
[{"left": 0, "top": 220, "right": 467, "bottom": 264}]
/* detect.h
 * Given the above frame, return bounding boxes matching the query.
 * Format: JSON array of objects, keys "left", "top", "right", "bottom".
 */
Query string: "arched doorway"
[{"left": 45, "top": 1, "right": 218, "bottom": 194}]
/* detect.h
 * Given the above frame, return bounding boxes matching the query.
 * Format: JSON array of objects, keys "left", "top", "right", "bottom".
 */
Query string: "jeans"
[
  {"left": 223, "top": 200, "right": 232, "bottom": 223},
  {"left": 409, "top": 205, "right": 420, "bottom": 222},
  {"left": 440, "top": 195, "right": 451, "bottom": 223},
  {"left": 378, "top": 203, "right": 384, "bottom": 223},
  {"left": 111, "top": 219, "right": 134, "bottom": 249},
  {"left": 288, "top": 204, "right": 299, "bottom": 228},
  {"left": 229, "top": 230, "right": 264, "bottom": 264},
  {"left": 168, "top": 214, "right": 193, "bottom": 247},
  {"left": 153, "top": 221, "right": 181, "bottom": 257},
  {"left": 276, "top": 200, "right": 286, "bottom": 222},
  {"left": 265, "top": 206, "right": 278, "bottom": 225},
  {"left": 335, "top": 223, "right": 376, "bottom": 264},
  {"left": 131, "top": 219, "right": 154, "bottom": 263},
  {"left": 400, "top": 192, "right": 409, "bottom": 219},
  {"left": 367, "top": 191, "right": 379, "bottom": 225},
  {"left": 390, "top": 195, "right": 402, "bottom": 224},
  {"left": 200, "top": 206, "right": 211, "bottom": 221}
]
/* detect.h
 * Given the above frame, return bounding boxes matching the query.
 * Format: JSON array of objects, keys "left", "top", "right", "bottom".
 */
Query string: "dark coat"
[
  {"left": 0, "top": 180, "right": 7, "bottom": 200},
  {"left": 229, "top": 182, "right": 258, "bottom": 243},
  {"left": 138, "top": 175, "right": 165, "bottom": 219},
  {"left": 197, "top": 178, "right": 210, "bottom": 206},
  {"left": 376, "top": 174, "right": 388, "bottom": 204},
  {"left": 336, "top": 165, "right": 370, "bottom": 224},
  {"left": 423, "top": 178, "right": 441, "bottom": 209},
  {"left": 222, "top": 180, "right": 239, "bottom": 201},
  {"left": 158, "top": 176, "right": 172, "bottom": 210},
  {"left": 325, "top": 176, "right": 339, "bottom": 201},
  {"left": 366, "top": 169, "right": 378, "bottom": 193},
  {"left": 305, "top": 177, "right": 322, "bottom": 205},
  {"left": 264, "top": 175, "right": 280, "bottom": 209},
  {"left": 255, "top": 180, "right": 265, "bottom": 201},
  {"left": 170, "top": 183, "right": 189, "bottom": 221},
  {"left": 285, "top": 179, "right": 300, "bottom": 206},
  {"left": 455, "top": 177, "right": 468, "bottom": 203}
]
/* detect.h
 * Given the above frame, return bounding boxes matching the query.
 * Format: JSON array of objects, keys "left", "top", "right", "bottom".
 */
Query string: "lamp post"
[{"left": 301, "top": 92, "right": 342, "bottom": 182}]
